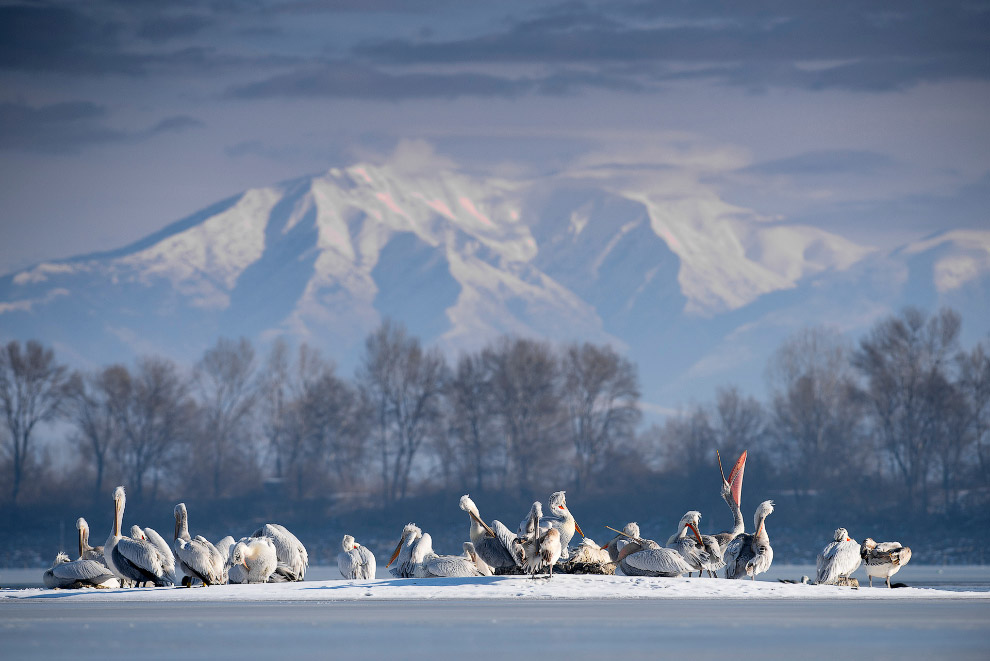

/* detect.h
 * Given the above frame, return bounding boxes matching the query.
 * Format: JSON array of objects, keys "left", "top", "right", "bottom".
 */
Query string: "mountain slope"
[{"left": 1, "top": 161, "right": 986, "bottom": 410}]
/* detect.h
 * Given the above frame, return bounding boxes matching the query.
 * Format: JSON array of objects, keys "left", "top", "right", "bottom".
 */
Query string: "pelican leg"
[
  {"left": 886, "top": 577, "right": 891, "bottom": 589},
  {"left": 869, "top": 576, "right": 873, "bottom": 587}
]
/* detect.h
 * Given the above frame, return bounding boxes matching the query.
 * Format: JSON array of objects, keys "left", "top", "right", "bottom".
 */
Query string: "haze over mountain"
[{"left": 1, "top": 152, "right": 987, "bottom": 414}]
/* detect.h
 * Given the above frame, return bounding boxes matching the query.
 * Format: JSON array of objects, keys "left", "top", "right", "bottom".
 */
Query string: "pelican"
[
  {"left": 338, "top": 535, "right": 376, "bottom": 580},
  {"left": 608, "top": 526, "right": 695, "bottom": 577},
  {"left": 569, "top": 537, "right": 612, "bottom": 564},
  {"left": 700, "top": 534, "right": 726, "bottom": 577},
  {"left": 410, "top": 533, "right": 482, "bottom": 578},
  {"left": 816, "top": 528, "right": 862, "bottom": 586},
  {"left": 44, "top": 551, "right": 119, "bottom": 589},
  {"left": 463, "top": 542, "right": 494, "bottom": 576},
  {"left": 542, "top": 491, "right": 584, "bottom": 560},
  {"left": 252, "top": 523, "right": 308, "bottom": 581},
  {"left": 76, "top": 518, "right": 105, "bottom": 565},
  {"left": 129, "top": 525, "right": 178, "bottom": 586},
  {"left": 386, "top": 523, "right": 423, "bottom": 578},
  {"left": 228, "top": 537, "right": 278, "bottom": 584},
  {"left": 103, "top": 486, "right": 173, "bottom": 587},
  {"left": 173, "top": 503, "right": 225, "bottom": 587},
  {"left": 861, "top": 538, "right": 912, "bottom": 588},
  {"left": 603, "top": 522, "right": 640, "bottom": 561},
  {"left": 517, "top": 502, "right": 562, "bottom": 577},
  {"left": 713, "top": 450, "right": 747, "bottom": 553},
  {"left": 215, "top": 535, "right": 235, "bottom": 561},
  {"left": 666, "top": 511, "right": 709, "bottom": 576},
  {"left": 724, "top": 500, "right": 774, "bottom": 580},
  {"left": 458, "top": 494, "right": 524, "bottom": 571}
]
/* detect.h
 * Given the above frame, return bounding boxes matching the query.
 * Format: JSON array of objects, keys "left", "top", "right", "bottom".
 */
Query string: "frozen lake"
[
  {"left": 3, "top": 598, "right": 989, "bottom": 660},
  {"left": 3, "top": 565, "right": 990, "bottom": 659}
]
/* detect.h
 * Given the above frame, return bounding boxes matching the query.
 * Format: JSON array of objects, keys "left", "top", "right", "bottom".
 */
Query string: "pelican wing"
[
  {"left": 624, "top": 547, "right": 693, "bottom": 576},
  {"left": 338, "top": 549, "right": 359, "bottom": 579},
  {"left": 426, "top": 555, "right": 480, "bottom": 577},
  {"left": 113, "top": 537, "right": 171, "bottom": 586},
  {"left": 490, "top": 519, "right": 524, "bottom": 567},
  {"left": 254, "top": 524, "right": 307, "bottom": 580},
  {"left": 723, "top": 533, "right": 754, "bottom": 579},
  {"left": 215, "top": 535, "right": 235, "bottom": 561},
  {"left": 817, "top": 540, "right": 861, "bottom": 584},
  {"left": 142, "top": 527, "right": 176, "bottom": 582},
  {"left": 175, "top": 537, "right": 225, "bottom": 585},
  {"left": 52, "top": 558, "right": 116, "bottom": 583},
  {"left": 356, "top": 546, "right": 376, "bottom": 579}
]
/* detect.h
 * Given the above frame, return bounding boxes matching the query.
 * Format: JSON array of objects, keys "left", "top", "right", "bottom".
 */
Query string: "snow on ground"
[{"left": 4, "top": 572, "right": 989, "bottom": 603}]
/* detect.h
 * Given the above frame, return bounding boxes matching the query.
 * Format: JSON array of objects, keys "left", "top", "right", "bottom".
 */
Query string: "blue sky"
[{"left": 1, "top": 0, "right": 988, "bottom": 274}]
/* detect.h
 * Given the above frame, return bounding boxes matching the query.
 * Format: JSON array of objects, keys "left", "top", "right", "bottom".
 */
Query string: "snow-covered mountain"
[{"left": 1, "top": 161, "right": 987, "bottom": 413}]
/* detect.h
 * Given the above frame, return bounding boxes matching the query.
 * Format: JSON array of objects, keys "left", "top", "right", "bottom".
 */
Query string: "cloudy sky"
[{"left": 1, "top": 0, "right": 988, "bottom": 274}]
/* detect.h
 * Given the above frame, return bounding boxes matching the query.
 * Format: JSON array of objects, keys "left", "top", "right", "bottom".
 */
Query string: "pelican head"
[
  {"left": 387, "top": 523, "right": 421, "bottom": 568},
  {"left": 753, "top": 500, "right": 775, "bottom": 536},
  {"left": 130, "top": 525, "right": 145, "bottom": 540},
  {"left": 459, "top": 494, "right": 479, "bottom": 516},
  {"left": 717, "top": 450, "right": 747, "bottom": 507},
  {"left": 623, "top": 522, "right": 640, "bottom": 538},
  {"left": 173, "top": 503, "right": 188, "bottom": 540},
  {"left": 678, "top": 511, "right": 703, "bottom": 545},
  {"left": 76, "top": 518, "right": 88, "bottom": 534},
  {"left": 230, "top": 542, "right": 249, "bottom": 569},
  {"left": 111, "top": 486, "right": 126, "bottom": 536},
  {"left": 53, "top": 551, "right": 71, "bottom": 565},
  {"left": 833, "top": 527, "right": 851, "bottom": 543},
  {"left": 463, "top": 541, "right": 478, "bottom": 562},
  {"left": 549, "top": 490, "right": 584, "bottom": 537},
  {"left": 861, "top": 537, "right": 877, "bottom": 552},
  {"left": 341, "top": 535, "right": 357, "bottom": 552}
]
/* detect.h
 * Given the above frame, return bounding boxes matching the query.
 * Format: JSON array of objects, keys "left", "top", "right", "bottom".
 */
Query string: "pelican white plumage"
[
  {"left": 128, "top": 524, "right": 177, "bottom": 586},
  {"left": 214, "top": 535, "right": 236, "bottom": 562},
  {"left": 699, "top": 534, "right": 726, "bottom": 577},
  {"left": 103, "top": 486, "right": 173, "bottom": 587},
  {"left": 569, "top": 537, "right": 612, "bottom": 564},
  {"left": 541, "top": 491, "right": 583, "bottom": 560},
  {"left": 252, "top": 523, "right": 308, "bottom": 581},
  {"left": 517, "top": 501, "right": 562, "bottom": 577},
  {"left": 173, "top": 503, "right": 225, "bottom": 586},
  {"left": 666, "top": 511, "right": 709, "bottom": 576},
  {"left": 713, "top": 450, "right": 747, "bottom": 554},
  {"left": 458, "top": 494, "right": 524, "bottom": 571},
  {"left": 228, "top": 537, "right": 278, "bottom": 584},
  {"left": 816, "top": 527, "right": 862, "bottom": 586},
  {"left": 410, "top": 533, "right": 482, "bottom": 578},
  {"left": 386, "top": 523, "right": 423, "bottom": 578},
  {"left": 861, "top": 538, "right": 912, "bottom": 588},
  {"left": 44, "top": 551, "right": 119, "bottom": 590},
  {"left": 603, "top": 522, "right": 640, "bottom": 561},
  {"left": 338, "top": 535, "right": 376, "bottom": 580},
  {"left": 463, "top": 542, "right": 494, "bottom": 576},
  {"left": 724, "top": 500, "right": 774, "bottom": 580},
  {"left": 606, "top": 525, "right": 694, "bottom": 577},
  {"left": 76, "top": 517, "right": 105, "bottom": 565}
]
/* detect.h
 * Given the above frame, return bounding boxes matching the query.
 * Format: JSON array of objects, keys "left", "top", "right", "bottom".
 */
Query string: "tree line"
[{"left": 1, "top": 307, "right": 987, "bottom": 518}]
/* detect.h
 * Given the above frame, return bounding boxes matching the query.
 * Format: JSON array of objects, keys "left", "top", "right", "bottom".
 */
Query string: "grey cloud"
[
  {"left": 745, "top": 150, "right": 894, "bottom": 177},
  {"left": 0, "top": 102, "right": 202, "bottom": 153},
  {"left": 353, "top": 1, "right": 990, "bottom": 91},
  {"left": 138, "top": 14, "right": 217, "bottom": 42}
]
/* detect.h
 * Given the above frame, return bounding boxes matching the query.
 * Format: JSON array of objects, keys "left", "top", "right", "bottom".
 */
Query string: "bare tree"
[
  {"left": 65, "top": 365, "right": 130, "bottom": 500},
  {"left": 853, "top": 307, "right": 962, "bottom": 512},
  {"left": 0, "top": 340, "right": 70, "bottom": 504},
  {"left": 258, "top": 339, "right": 291, "bottom": 480},
  {"left": 957, "top": 340, "right": 990, "bottom": 488},
  {"left": 358, "top": 320, "right": 447, "bottom": 505},
  {"left": 194, "top": 337, "right": 258, "bottom": 498},
  {"left": 561, "top": 342, "right": 641, "bottom": 492},
  {"left": 483, "top": 337, "right": 563, "bottom": 489},
  {"left": 766, "top": 327, "right": 865, "bottom": 496},
  {"left": 118, "top": 356, "right": 195, "bottom": 502},
  {"left": 444, "top": 352, "right": 496, "bottom": 492}
]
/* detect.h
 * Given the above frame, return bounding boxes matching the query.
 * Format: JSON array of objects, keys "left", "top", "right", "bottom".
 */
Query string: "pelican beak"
[
  {"left": 729, "top": 450, "right": 747, "bottom": 507},
  {"left": 174, "top": 518, "right": 180, "bottom": 541},
  {"left": 574, "top": 520, "right": 585, "bottom": 538},
  {"left": 468, "top": 510, "right": 497, "bottom": 538},
  {"left": 687, "top": 522, "right": 704, "bottom": 547},
  {"left": 242, "top": 560, "right": 249, "bottom": 569},
  {"left": 386, "top": 539, "right": 403, "bottom": 568}
]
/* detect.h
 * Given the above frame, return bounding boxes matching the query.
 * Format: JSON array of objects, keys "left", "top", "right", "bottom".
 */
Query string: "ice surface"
[{"left": 4, "top": 570, "right": 989, "bottom": 603}]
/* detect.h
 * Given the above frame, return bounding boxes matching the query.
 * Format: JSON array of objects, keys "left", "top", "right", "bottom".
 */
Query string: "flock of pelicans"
[{"left": 41, "top": 451, "right": 912, "bottom": 591}]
